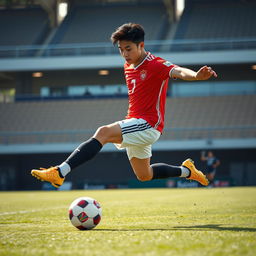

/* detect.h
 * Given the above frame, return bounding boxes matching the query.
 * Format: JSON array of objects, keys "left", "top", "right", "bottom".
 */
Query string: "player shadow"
[
  {"left": 96, "top": 224, "right": 256, "bottom": 232},
  {"left": 172, "top": 224, "right": 256, "bottom": 232}
]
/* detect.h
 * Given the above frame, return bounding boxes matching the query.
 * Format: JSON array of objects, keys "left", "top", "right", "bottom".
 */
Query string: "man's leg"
[
  {"left": 129, "top": 157, "right": 190, "bottom": 182},
  {"left": 31, "top": 122, "right": 123, "bottom": 187},
  {"left": 63, "top": 122, "right": 122, "bottom": 173},
  {"left": 129, "top": 157, "right": 209, "bottom": 186},
  {"left": 129, "top": 157, "right": 152, "bottom": 181}
]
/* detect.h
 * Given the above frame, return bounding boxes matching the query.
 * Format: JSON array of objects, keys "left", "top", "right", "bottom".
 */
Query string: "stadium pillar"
[{"left": 15, "top": 72, "right": 33, "bottom": 96}]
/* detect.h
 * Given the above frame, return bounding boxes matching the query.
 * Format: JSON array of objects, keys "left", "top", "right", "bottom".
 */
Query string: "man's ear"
[{"left": 139, "top": 41, "right": 144, "bottom": 49}]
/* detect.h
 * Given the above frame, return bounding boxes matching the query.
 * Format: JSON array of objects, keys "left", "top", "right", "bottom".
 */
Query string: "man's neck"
[{"left": 132, "top": 51, "right": 147, "bottom": 68}]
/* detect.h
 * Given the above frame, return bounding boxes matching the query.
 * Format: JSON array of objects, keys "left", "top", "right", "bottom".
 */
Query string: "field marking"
[{"left": 0, "top": 206, "right": 66, "bottom": 216}]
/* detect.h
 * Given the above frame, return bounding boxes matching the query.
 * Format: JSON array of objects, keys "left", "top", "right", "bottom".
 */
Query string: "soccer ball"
[{"left": 68, "top": 197, "right": 102, "bottom": 230}]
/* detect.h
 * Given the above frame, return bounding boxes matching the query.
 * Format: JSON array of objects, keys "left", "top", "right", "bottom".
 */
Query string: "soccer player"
[
  {"left": 201, "top": 151, "right": 220, "bottom": 186},
  {"left": 31, "top": 23, "right": 217, "bottom": 188}
]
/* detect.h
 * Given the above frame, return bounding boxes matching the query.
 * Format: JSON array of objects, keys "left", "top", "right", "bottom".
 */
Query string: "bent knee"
[
  {"left": 136, "top": 174, "right": 152, "bottom": 182},
  {"left": 96, "top": 125, "right": 109, "bottom": 136},
  {"left": 94, "top": 126, "right": 110, "bottom": 141}
]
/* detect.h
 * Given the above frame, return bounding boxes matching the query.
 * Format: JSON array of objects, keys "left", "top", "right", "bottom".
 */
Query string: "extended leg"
[
  {"left": 61, "top": 122, "right": 123, "bottom": 173},
  {"left": 129, "top": 157, "right": 189, "bottom": 182},
  {"left": 31, "top": 122, "right": 123, "bottom": 188},
  {"left": 129, "top": 157, "right": 209, "bottom": 186}
]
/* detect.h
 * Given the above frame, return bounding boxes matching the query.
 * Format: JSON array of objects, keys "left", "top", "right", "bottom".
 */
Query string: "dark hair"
[{"left": 110, "top": 23, "right": 145, "bottom": 45}]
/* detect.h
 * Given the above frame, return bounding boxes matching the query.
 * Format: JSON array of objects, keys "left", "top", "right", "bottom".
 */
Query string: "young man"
[
  {"left": 31, "top": 23, "right": 217, "bottom": 188},
  {"left": 201, "top": 151, "right": 220, "bottom": 185}
]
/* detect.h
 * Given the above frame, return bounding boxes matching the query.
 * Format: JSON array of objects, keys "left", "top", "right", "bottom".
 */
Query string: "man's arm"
[
  {"left": 200, "top": 151, "right": 207, "bottom": 161},
  {"left": 213, "top": 159, "right": 220, "bottom": 168},
  {"left": 171, "top": 66, "right": 217, "bottom": 81}
]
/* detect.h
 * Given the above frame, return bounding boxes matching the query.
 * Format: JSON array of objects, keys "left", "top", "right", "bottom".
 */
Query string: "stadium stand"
[
  {"left": 0, "top": 0, "right": 255, "bottom": 190},
  {"left": 0, "top": 7, "right": 50, "bottom": 46},
  {"left": 1, "top": 95, "right": 255, "bottom": 144},
  {"left": 50, "top": 1, "right": 169, "bottom": 45},
  {"left": 174, "top": 0, "right": 256, "bottom": 40}
]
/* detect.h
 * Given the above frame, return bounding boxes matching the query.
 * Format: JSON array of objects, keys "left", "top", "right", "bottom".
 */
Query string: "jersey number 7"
[{"left": 128, "top": 79, "right": 136, "bottom": 94}]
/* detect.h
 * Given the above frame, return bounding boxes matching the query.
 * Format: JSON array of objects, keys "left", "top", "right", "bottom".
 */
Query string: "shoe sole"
[{"left": 51, "top": 183, "right": 61, "bottom": 188}]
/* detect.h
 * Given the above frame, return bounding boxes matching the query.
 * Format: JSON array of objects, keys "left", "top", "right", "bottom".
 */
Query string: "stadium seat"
[{"left": 1, "top": 95, "right": 255, "bottom": 144}]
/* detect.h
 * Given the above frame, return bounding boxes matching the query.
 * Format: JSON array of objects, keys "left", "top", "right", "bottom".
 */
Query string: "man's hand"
[{"left": 196, "top": 66, "right": 217, "bottom": 80}]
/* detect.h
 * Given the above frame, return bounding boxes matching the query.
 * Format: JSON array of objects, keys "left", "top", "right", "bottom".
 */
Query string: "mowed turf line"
[{"left": 0, "top": 187, "right": 255, "bottom": 256}]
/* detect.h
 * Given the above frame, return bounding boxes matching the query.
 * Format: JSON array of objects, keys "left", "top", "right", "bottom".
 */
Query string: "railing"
[
  {"left": 0, "top": 37, "right": 255, "bottom": 58},
  {"left": 0, "top": 126, "right": 255, "bottom": 145}
]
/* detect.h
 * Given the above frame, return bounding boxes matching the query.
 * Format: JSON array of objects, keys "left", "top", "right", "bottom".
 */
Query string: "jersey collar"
[{"left": 133, "top": 52, "right": 150, "bottom": 70}]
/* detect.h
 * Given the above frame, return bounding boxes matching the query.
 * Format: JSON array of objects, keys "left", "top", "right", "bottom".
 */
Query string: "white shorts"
[{"left": 114, "top": 118, "right": 161, "bottom": 160}]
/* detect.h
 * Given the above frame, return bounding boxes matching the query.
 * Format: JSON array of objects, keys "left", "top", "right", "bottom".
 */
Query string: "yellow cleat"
[
  {"left": 182, "top": 158, "right": 209, "bottom": 186},
  {"left": 31, "top": 166, "right": 65, "bottom": 188}
]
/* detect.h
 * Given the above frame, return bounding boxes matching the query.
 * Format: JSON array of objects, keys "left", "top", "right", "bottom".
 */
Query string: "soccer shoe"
[
  {"left": 182, "top": 158, "right": 209, "bottom": 186},
  {"left": 31, "top": 166, "right": 64, "bottom": 188}
]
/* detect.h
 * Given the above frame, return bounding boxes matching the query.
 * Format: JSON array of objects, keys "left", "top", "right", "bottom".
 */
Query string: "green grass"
[{"left": 0, "top": 187, "right": 255, "bottom": 256}]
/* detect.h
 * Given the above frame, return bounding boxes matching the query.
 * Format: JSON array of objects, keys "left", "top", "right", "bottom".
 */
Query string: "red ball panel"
[
  {"left": 77, "top": 200, "right": 89, "bottom": 208},
  {"left": 69, "top": 209, "right": 73, "bottom": 220},
  {"left": 93, "top": 214, "right": 101, "bottom": 225}
]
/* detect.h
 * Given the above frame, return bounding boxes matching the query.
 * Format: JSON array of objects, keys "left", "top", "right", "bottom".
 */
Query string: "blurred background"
[{"left": 0, "top": 0, "right": 255, "bottom": 190}]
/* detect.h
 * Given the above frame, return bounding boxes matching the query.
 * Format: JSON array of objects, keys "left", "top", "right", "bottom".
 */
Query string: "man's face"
[
  {"left": 208, "top": 151, "right": 213, "bottom": 158},
  {"left": 117, "top": 40, "right": 144, "bottom": 65}
]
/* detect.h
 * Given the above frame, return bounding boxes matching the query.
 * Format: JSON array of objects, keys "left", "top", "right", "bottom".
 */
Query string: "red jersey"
[{"left": 124, "top": 52, "right": 176, "bottom": 133}]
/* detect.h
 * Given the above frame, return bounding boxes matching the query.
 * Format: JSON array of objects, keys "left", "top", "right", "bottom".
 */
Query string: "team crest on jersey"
[
  {"left": 163, "top": 61, "right": 172, "bottom": 67},
  {"left": 140, "top": 70, "right": 147, "bottom": 80}
]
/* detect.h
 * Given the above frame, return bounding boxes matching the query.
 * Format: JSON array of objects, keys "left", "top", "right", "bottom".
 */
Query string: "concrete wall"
[{"left": 0, "top": 148, "right": 255, "bottom": 190}]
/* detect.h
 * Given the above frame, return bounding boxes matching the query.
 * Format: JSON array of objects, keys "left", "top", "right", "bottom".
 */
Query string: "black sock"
[
  {"left": 151, "top": 163, "right": 182, "bottom": 179},
  {"left": 65, "top": 138, "right": 102, "bottom": 170}
]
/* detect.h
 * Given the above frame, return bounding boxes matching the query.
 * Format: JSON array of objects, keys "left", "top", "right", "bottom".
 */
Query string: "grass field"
[{"left": 0, "top": 187, "right": 255, "bottom": 256}]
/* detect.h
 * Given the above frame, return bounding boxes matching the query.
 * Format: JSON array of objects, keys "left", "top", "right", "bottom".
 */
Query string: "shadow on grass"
[
  {"left": 96, "top": 224, "right": 256, "bottom": 232},
  {"left": 172, "top": 224, "right": 256, "bottom": 232}
]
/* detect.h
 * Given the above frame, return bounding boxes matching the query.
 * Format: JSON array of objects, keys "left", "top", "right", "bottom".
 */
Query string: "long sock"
[
  {"left": 58, "top": 162, "right": 71, "bottom": 177},
  {"left": 151, "top": 163, "right": 190, "bottom": 180},
  {"left": 59, "top": 138, "right": 102, "bottom": 177},
  {"left": 180, "top": 166, "right": 190, "bottom": 177}
]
